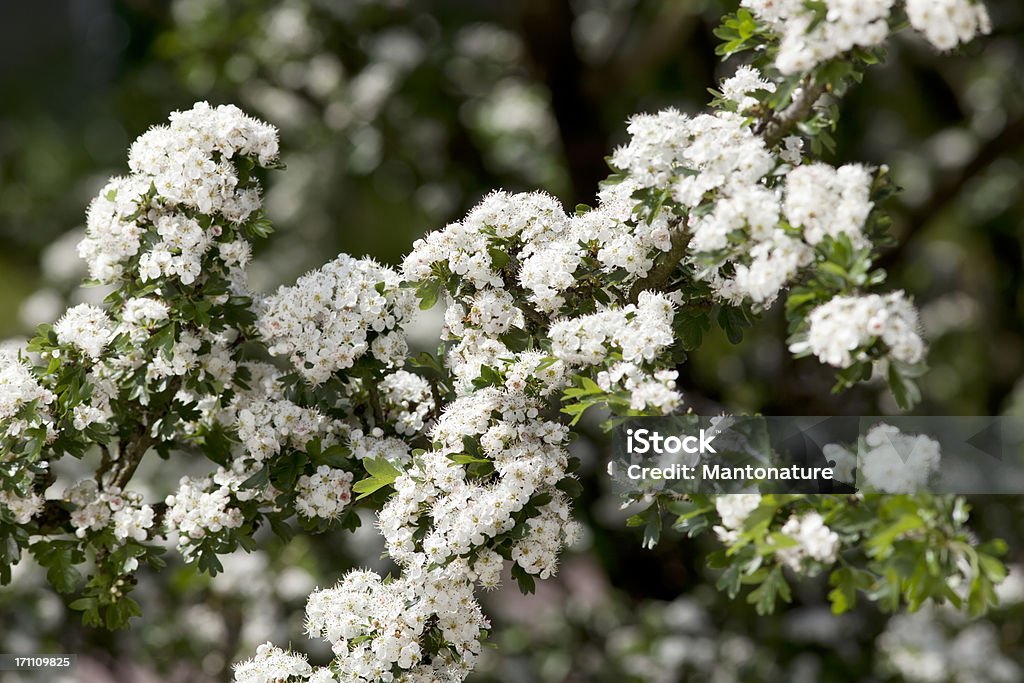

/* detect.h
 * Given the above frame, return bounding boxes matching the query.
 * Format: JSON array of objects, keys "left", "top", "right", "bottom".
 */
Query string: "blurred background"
[{"left": 2, "top": 0, "right": 1024, "bottom": 681}]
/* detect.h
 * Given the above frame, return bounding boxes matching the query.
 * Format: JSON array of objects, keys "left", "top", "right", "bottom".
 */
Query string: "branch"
[
  {"left": 628, "top": 222, "right": 689, "bottom": 302},
  {"left": 366, "top": 378, "right": 385, "bottom": 427},
  {"left": 516, "top": 0, "right": 610, "bottom": 204},
  {"left": 759, "top": 76, "right": 827, "bottom": 147}
]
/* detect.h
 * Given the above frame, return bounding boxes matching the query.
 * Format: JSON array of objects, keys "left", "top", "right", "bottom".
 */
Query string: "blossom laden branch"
[{"left": 0, "top": 1, "right": 1005, "bottom": 679}]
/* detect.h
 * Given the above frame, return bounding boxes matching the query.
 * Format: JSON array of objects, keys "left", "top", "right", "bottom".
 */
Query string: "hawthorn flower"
[
  {"left": 721, "top": 65, "right": 777, "bottom": 111},
  {"left": 906, "top": 0, "right": 991, "bottom": 50},
  {"left": 775, "top": 511, "right": 840, "bottom": 571},
  {"left": 54, "top": 304, "right": 113, "bottom": 359},
  {"left": 716, "top": 494, "right": 763, "bottom": 530},
  {"left": 742, "top": 0, "right": 895, "bottom": 74},
  {"left": 65, "top": 480, "right": 154, "bottom": 543},
  {"left": 858, "top": 424, "right": 941, "bottom": 493},
  {"left": 0, "top": 488, "right": 44, "bottom": 525},
  {"left": 784, "top": 163, "right": 874, "bottom": 247},
  {"left": 258, "top": 254, "right": 415, "bottom": 385},
  {"left": 164, "top": 473, "right": 245, "bottom": 560},
  {"left": 295, "top": 465, "right": 354, "bottom": 520},
  {"left": 0, "top": 350, "right": 55, "bottom": 424},
  {"left": 233, "top": 642, "right": 313, "bottom": 683},
  {"left": 795, "top": 291, "right": 925, "bottom": 368}
]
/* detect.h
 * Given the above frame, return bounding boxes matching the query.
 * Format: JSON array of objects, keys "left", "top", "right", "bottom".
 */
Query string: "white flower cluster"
[
  {"left": 379, "top": 370, "right": 435, "bottom": 436},
  {"left": 295, "top": 465, "right": 353, "bottom": 520},
  {"left": 119, "top": 297, "right": 170, "bottom": 341},
  {"left": 259, "top": 254, "right": 415, "bottom": 385},
  {"left": 613, "top": 106, "right": 822, "bottom": 307},
  {"left": 0, "top": 488, "right": 44, "bottom": 525},
  {"left": 404, "top": 190, "right": 569, "bottom": 291},
  {"left": 164, "top": 470, "right": 247, "bottom": 561},
  {"left": 795, "top": 291, "right": 925, "bottom": 368},
  {"left": 511, "top": 494, "right": 581, "bottom": 579},
  {"left": 550, "top": 292, "right": 675, "bottom": 366},
  {"left": 503, "top": 352, "right": 568, "bottom": 398},
  {"left": 827, "top": 424, "right": 941, "bottom": 493},
  {"left": 128, "top": 101, "right": 278, "bottom": 217},
  {"left": 720, "top": 65, "right": 777, "bottom": 112},
  {"left": 775, "top": 511, "right": 840, "bottom": 572},
  {"left": 235, "top": 398, "right": 331, "bottom": 463},
  {"left": 0, "top": 350, "right": 56, "bottom": 441},
  {"left": 614, "top": 109, "right": 774, "bottom": 208},
  {"left": 54, "top": 304, "right": 114, "bottom": 359},
  {"left": 252, "top": 377, "right": 579, "bottom": 681},
  {"left": 741, "top": 0, "right": 990, "bottom": 74},
  {"left": 406, "top": 186, "right": 676, "bottom": 321},
  {"left": 233, "top": 642, "right": 334, "bottom": 683},
  {"left": 301, "top": 568, "right": 486, "bottom": 681},
  {"left": 743, "top": 0, "right": 894, "bottom": 74},
  {"left": 784, "top": 163, "right": 873, "bottom": 247},
  {"left": 569, "top": 178, "right": 676, "bottom": 281},
  {"left": 716, "top": 494, "right": 763, "bottom": 530},
  {"left": 596, "top": 363, "right": 681, "bottom": 413},
  {"left": 906, "top": 0, "right": 992, "bottom": 51},
  {"left": 349, "top": 428, "right": 412, "bottom": 464},
  {"left": 712, "top": 493, "right": 763, "bottom": 545},
  {"left": 378, "top": 387, "right": 576, "bottom": 574},
  {"left": 142, "top": 330, "right": 241, "bottom": 389},
  {"left": 65, "top": 480, "right": 155, "bottom": 543},
  {"left": 78, "top": 102, "right": 278, "bottom": 285}
]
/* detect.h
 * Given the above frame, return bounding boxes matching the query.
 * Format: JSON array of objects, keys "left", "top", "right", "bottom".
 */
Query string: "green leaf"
[
  {"left": 448, "top": 453, "right": 490, "bottom": 465},
  {"left": 364, "top": 456, "right": 401, "bottom": 483},
  {"left": 827, "top": 566, "right": 873, "bottom": 614},
  {"left": 30, "top": 540, "right": 83, "bottom": 594},
  {"left": 717, "top": 306, "right": 751, "bottom": 345},
  {"left": 354, "top": 456, "right": 403, "bottom": 500},
  {"left": 511, "top": 564, "right": 536, "bottom": 595},
  {"left": 555, "top": 477, "right": 584, "bottom": 498},
  {"left": 241, "top": 466, "right": 270, "bottom": 490},
  {"left": 716, "top": 563, "right": 743, "bottom": 599},
  {"left": 488, "top": 247, "right": 511, "bottom": 270},
  {"left": 748, "top": 566, "right": 792, "bottom": 615},
  {"left": 415, "top": 280, "right": 442, "bottom": 310},
  {"left": 887, "top": 362, "right": 922, "bottom": 410}
]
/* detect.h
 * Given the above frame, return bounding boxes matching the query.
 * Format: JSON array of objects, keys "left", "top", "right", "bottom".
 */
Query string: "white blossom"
[
  {"left": 858, "top": 424, "right": 941, "bottom": 493},
  {"left": 0, "top": 488, "right": 44, "bottom": 525},
  {"left": 295, "top": 465, "right": 354, "bottom": 520},
  {"left": 794, "top": 291, "right": 925, "bottom": 368},
  {"left": 65, "top": 480, "right": 154, "bottom": 544},
  {"left": 259, "top": 254, "right": 415, "bottom": 385},
  {"left": 906, "top": 0, "right": 991, "bottom": 51},
  {"left": 233, "top": 642, "right": 313, "bottom": 683},
  {"left": 775, "top": 511, "right": 840, "bottom": 571},
  {"left": 715, "top": 494, "right": 763, "bottom": 530},
  {"left": 784, "top": 163, "right": 873, "bottom": 247},
  {"left": 720, "top": 65, "right": 776, "bottom": 112},
  {"left": 54, "top": 304, "right": 113, "bottom": 359}
]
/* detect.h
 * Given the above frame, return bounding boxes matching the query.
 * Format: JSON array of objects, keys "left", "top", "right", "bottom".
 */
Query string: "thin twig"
[
  {"left": 759, "top": 76, "right": 827, "bottom": 147},
  {"left": 628, "top": 223, "right": 690, "bottom": 302},
  {"left": 366, "top": 377, "right": 385, "bottom": 427}
]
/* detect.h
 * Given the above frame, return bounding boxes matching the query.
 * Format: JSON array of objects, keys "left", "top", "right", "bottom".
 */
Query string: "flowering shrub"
[{"left": 0, "top": 1, "right": 1008, "bottom": 681}]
